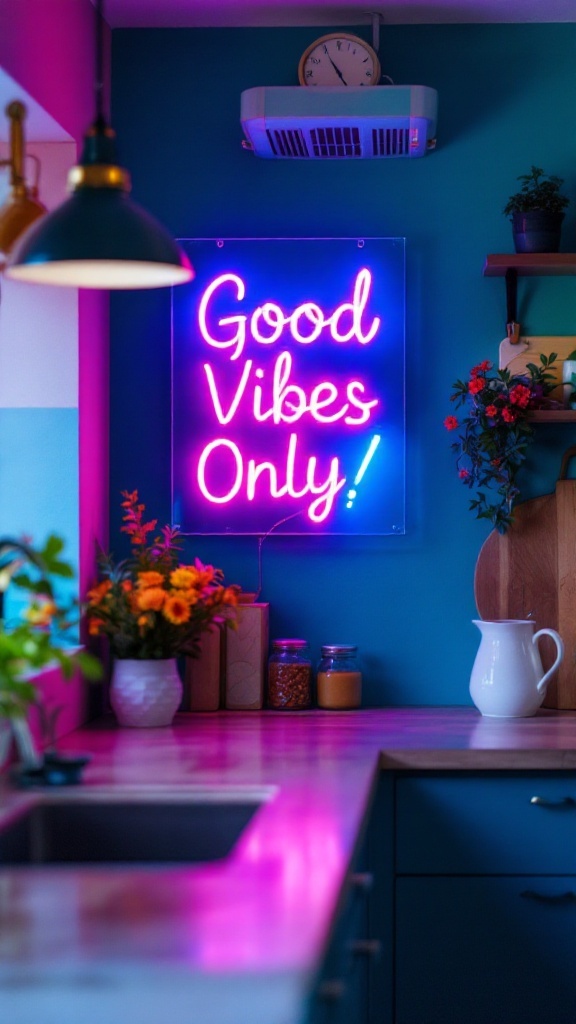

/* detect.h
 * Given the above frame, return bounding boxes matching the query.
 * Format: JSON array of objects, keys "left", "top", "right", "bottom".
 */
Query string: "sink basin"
[{"left": 0, "top": 795, "right": 264, "bottom": 865}]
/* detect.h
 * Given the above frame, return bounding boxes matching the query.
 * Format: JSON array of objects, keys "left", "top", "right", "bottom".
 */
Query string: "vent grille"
[
  {"left": 372, "top": 127, "right": 412, "bottom": 157},
  {"left": 241, "top": 85, "right": 438, "bottom": 159},
  {"left": 311, "top": 126, "right": 361, "bottom": 158},
  {"left": 266, "top": 128, "right": 309, "bottom": 158}
]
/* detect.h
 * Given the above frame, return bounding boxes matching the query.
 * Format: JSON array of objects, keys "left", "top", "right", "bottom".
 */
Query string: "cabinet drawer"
[
  {"left": 396, "top": 773, "right": 576, "bottom": 874},
  {"left": 396, "top": 875, "right": 576, "bottom": 1024}
]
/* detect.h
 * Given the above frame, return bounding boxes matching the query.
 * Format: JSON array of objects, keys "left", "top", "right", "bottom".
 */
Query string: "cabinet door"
[
  {"left": 396, "top": 773, "right": 576, "bottom": 874},
  {"left": 396, "top": 876, "right": 576, "bottom": 1024}
]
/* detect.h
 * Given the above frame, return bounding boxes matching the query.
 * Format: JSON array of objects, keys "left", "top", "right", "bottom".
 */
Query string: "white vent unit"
[{"left": 241, "top": 85, "right": 438, "bottom": 160}]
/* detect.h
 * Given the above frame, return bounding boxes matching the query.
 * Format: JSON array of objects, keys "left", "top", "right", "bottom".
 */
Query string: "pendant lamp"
[
  {"left": 0, "top": 101, "right": 47, "bottom": 268},
  {"left": 5, "top": 0, "right": 193, "bottom": 290}
]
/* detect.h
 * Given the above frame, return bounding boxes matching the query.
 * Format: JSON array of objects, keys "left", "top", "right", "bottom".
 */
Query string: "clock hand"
[{"left": 326, "top": 54, "right": 348, "bottom": 85}]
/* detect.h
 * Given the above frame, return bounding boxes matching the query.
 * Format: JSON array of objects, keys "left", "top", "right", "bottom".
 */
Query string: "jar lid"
[
  {"left": 272, "top": 638, "right": 309, "bottom": 649},
  {"left": 320, "top": 644, "right": 358, "bottom": 656}
]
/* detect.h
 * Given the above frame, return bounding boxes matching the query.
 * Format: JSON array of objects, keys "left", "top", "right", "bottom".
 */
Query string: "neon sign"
[{"left": 172, "top": 238, "right": 405, "bottom": 535}]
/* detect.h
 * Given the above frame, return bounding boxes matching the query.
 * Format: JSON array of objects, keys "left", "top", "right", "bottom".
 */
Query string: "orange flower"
[
  {"left": 222, "top": 586, "right": 239, "bottom": 606},
  {"left": 170, "top": 567, "right": 195, "bottom": 590},
  {"left": 137, "top": 570, "right": 165, "bottom": 590},
  {"left": 87, "top": 579, "right": 112, "bottom": 603},
  {"left": 136, "top": 586, "right": 166, "bottom": 612},
  {"left": 163, "top": 595, "right": 191, "bottom": 625},
  {"left": 24, "top": 600, "right": 58, "bottom": 626},
  {"left": 88, "top": 617, "right": 105, "bottom": 636}
]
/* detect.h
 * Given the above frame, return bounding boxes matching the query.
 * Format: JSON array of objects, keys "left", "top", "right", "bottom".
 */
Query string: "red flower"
[
  {"left": 469, "top": 377, "right": 485, "bottom": 395},
  {"left": 501, "top": 406, "right": 516, "bottom": 423},
  {"left": 509, "top": 384, "right": 531, "bottom": 408},
  {"left": 485, "top": 404, "right": 498, "bottom": 418},
  {"left": 444, "top": 415, "right": 459, "bottom": 431},
  {"left": 459, "top": 468, "right": 470, "bottom": 479},
  {"left": 470, "top": 360, "right": 492, "bottom": 378}
]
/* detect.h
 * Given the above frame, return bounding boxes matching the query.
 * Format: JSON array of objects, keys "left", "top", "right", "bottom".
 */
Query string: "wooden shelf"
[
  {"left": 528, "top": 410, "right": 576, "bottom": 422},
  {"left": 484, "top": 254, "right": 576, "bottom": 277}
]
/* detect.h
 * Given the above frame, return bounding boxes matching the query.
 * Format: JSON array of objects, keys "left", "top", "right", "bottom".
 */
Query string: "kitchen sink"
[{"left": 0, "top": 793, "right": 266, "bottom": 865}]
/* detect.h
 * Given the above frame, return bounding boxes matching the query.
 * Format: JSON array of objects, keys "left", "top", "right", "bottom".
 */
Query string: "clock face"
[{"left": 298, "top": 34, "right": 381, "bottom": 88}]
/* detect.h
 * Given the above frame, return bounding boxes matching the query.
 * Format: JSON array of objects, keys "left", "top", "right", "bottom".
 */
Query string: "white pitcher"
[{"left": 470, "top": 619, "right": 564, "bottom": 718}]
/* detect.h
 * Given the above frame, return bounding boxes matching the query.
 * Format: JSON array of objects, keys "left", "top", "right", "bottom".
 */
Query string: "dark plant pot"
[
  {"left": 10, "top": 752, "right": 91, "bottom": 788},
  {"left": 512, "top": 210, "right": 565, "bottom": 253}
]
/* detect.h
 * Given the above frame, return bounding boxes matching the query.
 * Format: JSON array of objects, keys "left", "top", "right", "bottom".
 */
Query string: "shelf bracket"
[{"left": 505, "top": 267, "right": 521, "bottom": 344}]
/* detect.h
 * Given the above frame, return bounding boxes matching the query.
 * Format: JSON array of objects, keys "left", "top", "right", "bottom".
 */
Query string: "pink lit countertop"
[{"left": 2, "top": 706, "right": 576, "bottom": 1024}]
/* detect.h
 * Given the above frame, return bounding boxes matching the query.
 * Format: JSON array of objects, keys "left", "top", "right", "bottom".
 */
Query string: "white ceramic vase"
[
  {"left": 469, "top": 619, "right": 564, "bottom": 718},
  {"left": 110, "top": 658, "right": 183, "bottom": 727}
]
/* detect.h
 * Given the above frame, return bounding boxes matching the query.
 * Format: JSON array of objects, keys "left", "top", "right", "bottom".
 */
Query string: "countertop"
[{"left": 3, "top": 706, "right": 576, "bottom": 1024}]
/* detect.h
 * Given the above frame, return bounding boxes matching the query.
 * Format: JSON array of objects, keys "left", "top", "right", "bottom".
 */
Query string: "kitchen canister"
[
  {"left": 317, "top": 644, "right": 362, "bottom": 709},
  {"left": 267, "top": 639, "right": 312, "bottom": 710}
]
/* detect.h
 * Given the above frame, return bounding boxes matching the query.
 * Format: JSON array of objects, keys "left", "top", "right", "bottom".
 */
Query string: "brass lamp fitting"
[{"left": 0, "top": 101, "right": 47, "bottom": 266}]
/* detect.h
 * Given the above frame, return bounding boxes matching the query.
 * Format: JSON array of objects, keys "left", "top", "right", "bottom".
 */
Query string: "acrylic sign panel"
[{"left": 172, "top": 238, "right": 405, "bottom": 535}]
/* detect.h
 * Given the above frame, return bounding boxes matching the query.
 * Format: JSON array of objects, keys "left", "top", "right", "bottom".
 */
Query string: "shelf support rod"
[{"left": 505, "top": 267, "right": 520, "bottom": 344}]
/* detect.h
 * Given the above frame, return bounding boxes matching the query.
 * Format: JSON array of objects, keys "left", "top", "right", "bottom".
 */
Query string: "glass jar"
[
  {"left": 317, "top": 644, "right": 362, "bottom": 710},
  {"left": 267, "top": 639, "right": 312, "bottom": 710}
]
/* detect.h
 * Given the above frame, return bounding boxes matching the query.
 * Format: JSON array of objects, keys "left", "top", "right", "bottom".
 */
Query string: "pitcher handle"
[{"left": 533, "top": 629, "right": 564, "bottom": 694}]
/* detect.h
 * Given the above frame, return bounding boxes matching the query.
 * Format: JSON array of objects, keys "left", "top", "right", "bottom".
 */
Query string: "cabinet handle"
[
  {"left": 530, "top": 795, "right": 576, "bottom": 809},
  {"left": 350, "top": 872, "right": 374, "bottom": 891},
  {"left": 349, "top": 938, "right": 382, "bottom": 959},
  {"left": 520, "top": 889, "right": 576, "bottom": 905}
]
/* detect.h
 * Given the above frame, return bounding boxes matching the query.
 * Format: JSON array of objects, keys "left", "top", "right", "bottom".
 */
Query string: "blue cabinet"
[
  {"left": 394, "top": 772, "right": 576, "bottom": 1024},
  {"left": 307, "top": 777, "right": 394, "bottom": 1024}
]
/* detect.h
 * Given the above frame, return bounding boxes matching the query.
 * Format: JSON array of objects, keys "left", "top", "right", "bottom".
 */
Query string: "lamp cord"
[
  {"left": 253, "top": 508, "right": 307, "bottom": 603},
  {"left": 95, "top": 0, "right": 105, "bottom": 125}
]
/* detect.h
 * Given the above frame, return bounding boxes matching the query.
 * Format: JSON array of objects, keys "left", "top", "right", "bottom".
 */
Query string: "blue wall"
[{"left": 110, "top": 24, "right": 576, "bottom": 706}]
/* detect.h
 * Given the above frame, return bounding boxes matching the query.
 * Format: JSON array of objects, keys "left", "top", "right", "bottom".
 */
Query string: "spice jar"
[
  {"left": 317, "top": 644, "right": 362, "bottom": 710},
  {"left": 267, "top": 639, "right": 312, "bottom": 710}
]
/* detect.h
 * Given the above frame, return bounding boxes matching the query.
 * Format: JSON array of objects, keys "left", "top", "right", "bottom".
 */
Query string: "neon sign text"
[
  {"left": 198, "top": 268, "right": 381, "bottom": 361},
  {"left": 172, "top": 238, "right": 406, "bottom": 535},
  {"left": 197, "top": 433, "right": 346, "bottom": 523},
  {"left": 203, "top": 352, "right": 378, "bottom": 426}
]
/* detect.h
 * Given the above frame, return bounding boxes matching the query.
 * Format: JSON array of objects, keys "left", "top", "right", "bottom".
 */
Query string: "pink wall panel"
[
  {"left": 0, "top": 0, "right": 110, "bottom": 741},
  {"left": 0, "top": 0, "right": 109, "bottom": 144}
]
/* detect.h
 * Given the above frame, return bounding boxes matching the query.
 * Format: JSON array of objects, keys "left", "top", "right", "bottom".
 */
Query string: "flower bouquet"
[
  {"left": 445, "top": 354, "right": 559, "bottom": 533},
  {"left": 86, "top": 492, "right": 240, "bottom": 725}
]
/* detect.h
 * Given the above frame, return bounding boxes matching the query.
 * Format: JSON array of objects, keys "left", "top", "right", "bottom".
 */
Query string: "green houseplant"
[
  {"left": 0, "top": 534, "right": 102, "bottom": 777},
  {"left": 503, "top": 166, "right": 570, "bottom": 253}
]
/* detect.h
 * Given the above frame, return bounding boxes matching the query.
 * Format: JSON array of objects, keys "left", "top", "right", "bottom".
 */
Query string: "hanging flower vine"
[{"left": 445, "top": 354, "right": 560, "bottom": 533}]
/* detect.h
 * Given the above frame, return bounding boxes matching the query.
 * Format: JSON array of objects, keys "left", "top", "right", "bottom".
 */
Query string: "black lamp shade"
[{"left": 6, "top": 188, "right": 193, "bottom": 289}]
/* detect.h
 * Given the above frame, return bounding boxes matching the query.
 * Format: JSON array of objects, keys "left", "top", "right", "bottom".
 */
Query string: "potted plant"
[
  {"left": 86, "top": 491, "right": 240, "bottom": 727},
  {"left": 503, "top": 166, "right": 570, "bottom": 253},
  {"left": 0, "top": 534, "right": 102, "bottom": 782},
  {"left": 445, "top": 354, "right": 560, "bottom": 533}
]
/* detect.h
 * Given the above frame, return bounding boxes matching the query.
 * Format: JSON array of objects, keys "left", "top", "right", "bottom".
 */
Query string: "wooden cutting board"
[{"left": 474, "top": 447, "right": 576, "bottom": 709}]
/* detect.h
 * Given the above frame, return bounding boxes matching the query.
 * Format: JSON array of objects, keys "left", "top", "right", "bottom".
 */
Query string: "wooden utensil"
[{"left": 474, "top": 446, "right": 576, "bottom": 709}]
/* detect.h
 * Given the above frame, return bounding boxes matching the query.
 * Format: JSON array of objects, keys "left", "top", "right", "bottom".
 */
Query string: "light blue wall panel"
[{"left": 0, "top": 408, "right": 78, "bottom": 623}]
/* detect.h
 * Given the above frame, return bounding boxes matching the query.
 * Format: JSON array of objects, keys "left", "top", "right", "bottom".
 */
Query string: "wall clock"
[{"left": 298, "top": 33, "right": 381, "bottom": 88}]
